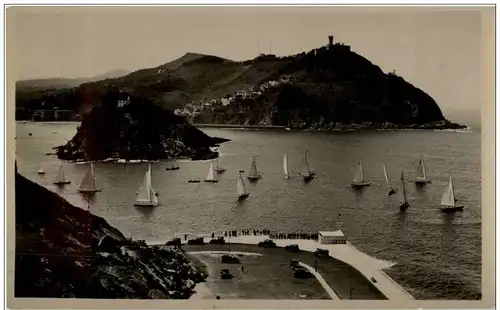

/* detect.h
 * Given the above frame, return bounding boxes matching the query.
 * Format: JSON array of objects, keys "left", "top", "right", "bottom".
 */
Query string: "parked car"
[
  {"left": 314, "top": 248, "right": 329, "bottom": 257},
  {"left": 293, "top": 266, "right": 312, "bottom": 279},
  {"left": 221, "top": 254, "right": 241, "bottom": 264},
  {"left": 220, "top": 268, "right": 233, "bottom": 279},
  {"left": 258, "top": 239, "right": 277, "bottom": 248},
  {"left": 187, "top": 237, "right": 205, "bottom": 245},
  {"left": 165, "top": 238, "right": 181, "bottom": 246},
  {"left": 209, "top": 237, "right": 226, "bottom": 244},
  {"left": 285, "top": 244, "right": 300, "bottom": 252},
  {"left": 290, "top": 259, "right": 299, "bottom": 267}
]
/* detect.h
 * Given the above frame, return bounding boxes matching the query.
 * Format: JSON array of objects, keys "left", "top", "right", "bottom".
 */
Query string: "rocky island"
[
  {"left": 14, "top": 165, "right": 208, "bottom": 299},
  {"left": 54, "top": 91, "right": 229, "bottom": 161}
]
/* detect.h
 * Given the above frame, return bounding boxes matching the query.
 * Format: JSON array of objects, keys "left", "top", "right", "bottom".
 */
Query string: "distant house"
[{"left": 117, "top": 96, "right": 131, "bottom": 108}]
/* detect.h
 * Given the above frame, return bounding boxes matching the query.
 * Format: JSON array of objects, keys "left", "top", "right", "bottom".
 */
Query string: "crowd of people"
[{"left": 219, "top": 229, "right": 319, "bottom": 240}]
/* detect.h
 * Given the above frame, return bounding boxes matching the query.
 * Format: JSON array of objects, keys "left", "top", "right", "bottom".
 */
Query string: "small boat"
[
  {"left": 351, "top": 161, "right": 370, "bottom": 188},
  {"left": 204, "top": 162, "right": 219, "bottom": 183},
  {"left": 78, "top": 162, "right": 102, "bottom": 193},
  {"left": 283, "top": 153, "right": 290, "bottom": 179},
  {"left": 37, "top": 166, "right": 45, "bottom": 175},
  {"left": 188, "top": 180, "right": 201, "bottom": 183},
  {"left": 53, "top": 164, "right": 71, "bottom": 185},
  {"left": 305, "top": 150, "right": 316, "bottom": 176},
  {"left": 301, "top": 150, "right": 314, "bottom": 182},
  {"left": 165, "top": 165, "right": 180, "bottom": 171},
  {"left": 214, "top": 159, "right": 226, "bottom": 173},
  {"left": 415, "top": 156, "right": 431, "bottom": 184},
  {"left": 237, "top": 170, "right": 249, "bottom": 200},
  {"left": 383, "top": 164, "right": 396, "bottom": 195},
  {"left": 439, "top": 173, "right": 464, "bottom": 213},
  {"left": 399, "top": 170, "right": 410, "bottom": 211},
  {"left": 247, "top": 156, "right": 261, "bottom": 181},
  {"left": 134, "top": 164, "right": 159, "bottom": 207}
]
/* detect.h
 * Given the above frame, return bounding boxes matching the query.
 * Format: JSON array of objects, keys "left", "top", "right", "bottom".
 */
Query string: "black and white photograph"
[{"left": 6, "top": 4, "right": 495, "bottom": 309}]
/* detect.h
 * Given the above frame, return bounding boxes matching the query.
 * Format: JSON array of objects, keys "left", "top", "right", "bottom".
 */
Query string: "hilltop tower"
[{"left": 328, "top": 35, "right": 334, "bottom": 49}]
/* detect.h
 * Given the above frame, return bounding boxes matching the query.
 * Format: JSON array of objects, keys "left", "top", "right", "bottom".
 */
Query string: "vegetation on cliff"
[
  {"left": 54, "top": 91, "right": 229, "bottom": 161},
  {"left": 14, "top": 169, "right": 208, "bottom": 299}
]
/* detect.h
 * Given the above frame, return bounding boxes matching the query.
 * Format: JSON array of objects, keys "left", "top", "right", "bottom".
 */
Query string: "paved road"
[{"left": 297, "top": 262, "right": 340, "bottom": 300}]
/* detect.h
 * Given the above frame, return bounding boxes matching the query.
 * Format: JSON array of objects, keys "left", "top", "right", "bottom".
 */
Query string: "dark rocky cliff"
[
  {"left": 55, "top": 91, "right": 229, "bottom": 161},
  {"left": 14, "top": 170, "right": 207, "bottom": 298}
]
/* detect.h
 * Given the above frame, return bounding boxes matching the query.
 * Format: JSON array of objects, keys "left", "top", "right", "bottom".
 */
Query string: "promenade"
[{"left": 147, "top": 234, "right": 414, "bottom": 301}]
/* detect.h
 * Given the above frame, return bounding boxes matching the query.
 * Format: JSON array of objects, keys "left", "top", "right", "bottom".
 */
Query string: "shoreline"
[
  {"left": 16, "top": 120, "right": 473, "bottom": 133},
  {"left": 193, "top": 123, "right": 471, "bottom": 132}
]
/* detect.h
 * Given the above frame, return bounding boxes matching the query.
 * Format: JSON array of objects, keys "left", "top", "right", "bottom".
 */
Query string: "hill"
[
  {"left": 55, "top": 91, "right": 229, "bottom": 161},
  {"left": 16, "top": 68, "right": 131, "bottom": 91},
  {"left": 15, "top": 37, "right": 464, "bottom": 129},
  {"left": 14, "top": 168, "right": 208, "bottom": 298}
]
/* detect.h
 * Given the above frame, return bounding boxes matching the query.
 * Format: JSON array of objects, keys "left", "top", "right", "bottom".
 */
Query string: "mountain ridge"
[{"left": 15, "top": 38, "right": 465, "bottom": 129}]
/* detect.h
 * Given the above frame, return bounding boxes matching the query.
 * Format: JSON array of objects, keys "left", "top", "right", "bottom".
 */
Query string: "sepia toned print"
[{"left": 6, "top": 5, "right": 495, "bottom": 309}]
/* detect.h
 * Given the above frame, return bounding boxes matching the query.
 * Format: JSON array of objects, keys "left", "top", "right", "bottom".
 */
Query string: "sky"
[{"left": 7, "top": 6, "right": 492, "bottom": 115}]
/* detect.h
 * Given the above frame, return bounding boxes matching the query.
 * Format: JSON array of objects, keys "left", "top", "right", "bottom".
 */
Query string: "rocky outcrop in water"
[
  {"left": 54, "top": 91, "right": 228, "bottom": 161},
  {"left": 14, "top": 169, "right": 208, "bottom": 299}
]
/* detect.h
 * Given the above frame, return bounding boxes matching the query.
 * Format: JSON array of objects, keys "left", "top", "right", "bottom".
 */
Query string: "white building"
[
  {"left": 117, "top": 96, "right": 131, "bottom": 108},
  {"left": 318, "top": 230, "right": 346, "bottom": 244}
]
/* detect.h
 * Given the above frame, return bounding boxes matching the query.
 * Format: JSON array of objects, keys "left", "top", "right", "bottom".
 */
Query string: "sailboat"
[
  {"left": 214, "top": 159, "right": 226, "bottom": 173},
  {"left": 237, "top": 170, "right": 249, "bottom": 200},
  {"left": 383, "top": 164, "right": 396, "bottom": 195},
  {"left": 134, "top": 164, "right": 159, "bottom": 207},
  {"left": 399, "top": 170, "right": 410, "bottom": 211},
  {"left": 305, "top": 150, "right": 316, "bottom": 176},
  {"left": 351, "top": 161, "right": 370, "bottom": 188},
  {"left": 53, "top": 164, "right": 71, "bottom": 185},
  {"left": 439, "top": 174, "right": 464, "bottom": 212},
  {"left": 283, "top": 153, "right": 290, "bottom": 179},
  {"left": 415, "top": 156, "right": 431, "bottom": 184},
  {"left": 78, "top": 162, "right": 102, "bottom": 193},
  {"left": 204, "top": 162, "right": 219, "bottom": 183},
  {"left": 37, "top": 166, "right": 45, "bottom": 175},
  {"left": 301, "top": 150, "right": 314, "bottom": 182},
  {"left": 247, "top": 156, "right": 261, "bottom": 181}
]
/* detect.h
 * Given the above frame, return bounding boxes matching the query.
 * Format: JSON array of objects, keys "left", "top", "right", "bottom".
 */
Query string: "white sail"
[
  {"left": 353, "top": 161, "right": 364, "bottom": 182},
  {"left": 416, "top": 157, "right": 427, "bottom": 180},
  {"left": 237, "top": 173, "right": 247, "bottom": 196},
  {"left": 206, "top": 162, "right": 216, "bottom": 181},
  {"left": 283, "top": 154, "right": 290, "bottom": 178},
  {"left": 54, "top": 164, "right": 67, "bottom": 183},
  {"left": 249, "top": 157, "right": 259, "bottom": 177},
  {"left": 302, "top": 151, "right": 311, "bottom": 177},
  {"left": 399, "top": 170, "right": 408, "bottom": 204},
  {"left": 440, "top": 175, "right": 455, "bottom": 207},
  {"left": 383, "top": 164, "right": 390, "bottom": 186},
  {"left": 79, "top": 162, "right": 97, "bottom": 191},
  {"left": 305, "top": 151, "right": 314, "bottom": 174},
  {"left": 135, "top": 164, "right": 157, "bottom": 205}
]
